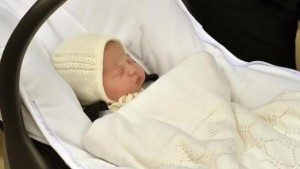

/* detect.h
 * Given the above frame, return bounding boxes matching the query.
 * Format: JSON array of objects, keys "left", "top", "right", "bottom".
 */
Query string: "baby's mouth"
[{"left": 135, "top": 77, "right": 141, "bottom": 85}]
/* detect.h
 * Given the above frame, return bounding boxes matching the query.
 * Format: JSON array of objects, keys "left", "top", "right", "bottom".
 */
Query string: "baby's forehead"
[
  {"left": 104, "top": 41, "right": 125, "bottom": 53},
  {"left": 103, "top": 48, "right": 126, "bottom": 72}
]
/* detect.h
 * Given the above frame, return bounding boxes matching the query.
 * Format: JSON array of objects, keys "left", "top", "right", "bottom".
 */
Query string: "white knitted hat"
[{"left": 52, "top": 33, "right": 121, "bottom": 105}]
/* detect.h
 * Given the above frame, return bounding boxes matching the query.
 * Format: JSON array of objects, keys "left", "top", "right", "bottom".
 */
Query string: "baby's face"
[{"left": 103, "top": 41, "right": 145, "bottom": 101}]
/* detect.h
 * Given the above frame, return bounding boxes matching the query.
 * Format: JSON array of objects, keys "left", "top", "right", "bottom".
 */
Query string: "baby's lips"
[
  {"left": 136, "top": 74, "right": 145, "bottom": 86},
  {"left": 135, "top": 76, "right": 142, "bottom": 85}
]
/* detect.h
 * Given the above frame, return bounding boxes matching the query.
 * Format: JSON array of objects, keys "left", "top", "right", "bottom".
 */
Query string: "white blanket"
[
  {"left": 82, "top": 52, "right": 300, "bottom": 169},
  {"left": 3, "top": 0, "right": 300, "bottom": 168}
]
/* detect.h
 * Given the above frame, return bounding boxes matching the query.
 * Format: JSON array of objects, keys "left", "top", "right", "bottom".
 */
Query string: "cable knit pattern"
[
  {"left": 52, "top": 34, "right": 119, "bottom": 105},
  {"left": 82, "top": 53, "right": 300, "bottom": 169},
  {"left": 233, "top": 91, "right": 300, "bottom": 169},
  {"left": 52, "top": 53, "right": 96, "bottom": 71}
]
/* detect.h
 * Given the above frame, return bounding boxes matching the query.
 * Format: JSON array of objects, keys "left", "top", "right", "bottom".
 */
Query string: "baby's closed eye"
[{"left": 113, "top": 68, "right": 124, "bottom": 78}]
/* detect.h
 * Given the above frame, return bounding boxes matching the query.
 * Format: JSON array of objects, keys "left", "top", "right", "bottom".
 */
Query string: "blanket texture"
[{"left": 82, "top": 52, "right": 300, "bottom": 169}]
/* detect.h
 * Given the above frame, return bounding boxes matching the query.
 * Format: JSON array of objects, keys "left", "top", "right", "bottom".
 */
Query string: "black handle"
[{"left": 0, "top": 0, "right": 66, "bottom": 168}]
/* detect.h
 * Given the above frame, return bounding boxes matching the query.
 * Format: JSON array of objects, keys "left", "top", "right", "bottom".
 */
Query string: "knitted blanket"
[{"left": 82, "top": 52, "right": 300, "bottom": 169}]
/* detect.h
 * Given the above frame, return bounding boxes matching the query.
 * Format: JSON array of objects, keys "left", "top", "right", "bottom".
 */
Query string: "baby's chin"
[{"left": 134, "top": 86, "right": 142, "bottom": 93}]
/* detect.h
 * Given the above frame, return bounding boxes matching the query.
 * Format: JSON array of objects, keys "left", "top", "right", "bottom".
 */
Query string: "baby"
[{"left": 51, "top": 33, "right": 146, "bottom": 111}]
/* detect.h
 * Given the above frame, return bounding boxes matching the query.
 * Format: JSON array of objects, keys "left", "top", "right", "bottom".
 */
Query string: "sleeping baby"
[
  {"left": 51, "top": 33, "right": 147, "bottom": 112},
  {"left": 52, "top": 33, "right": 300, "bottom": 169}
]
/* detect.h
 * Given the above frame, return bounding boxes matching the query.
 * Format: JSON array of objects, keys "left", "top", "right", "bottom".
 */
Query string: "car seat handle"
[{"left": 0, "top": 0, "right": 66, "bottom": 168}]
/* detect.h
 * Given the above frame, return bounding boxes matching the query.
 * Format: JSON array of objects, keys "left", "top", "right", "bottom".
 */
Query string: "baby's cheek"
[
  {"left": 125, "top": 84, "right": 136, "bottom": 93},
  {"left": 104, "top": 82, "right": 122, "bottom": 101},
  {"left": 108, "top": 79, "right": 139, "bottom": 100}
]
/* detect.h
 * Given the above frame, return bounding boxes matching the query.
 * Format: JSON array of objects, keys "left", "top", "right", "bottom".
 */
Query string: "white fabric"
[
  {"left": 1, "top": 0, "right": 300, "bottom": 169},
  {"left": 42, "top": 0, "right": 207, "bottom": 75},
  {"left": 83, "top": 53, "right": 300, "bottom": 169}
]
